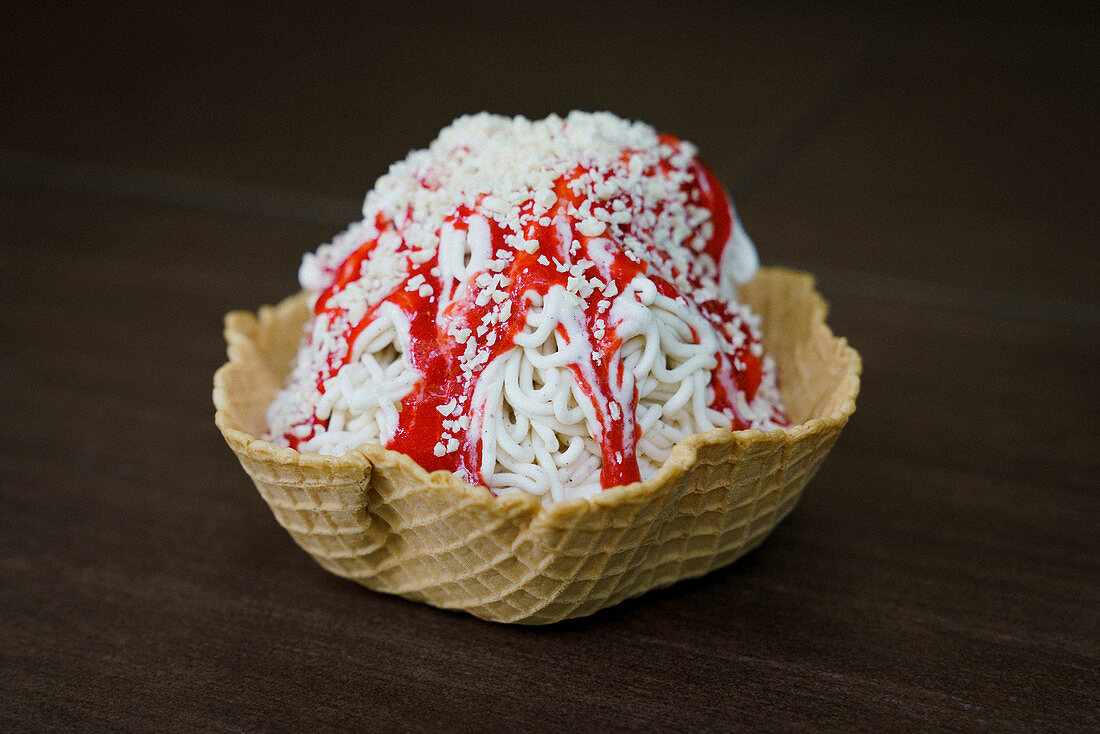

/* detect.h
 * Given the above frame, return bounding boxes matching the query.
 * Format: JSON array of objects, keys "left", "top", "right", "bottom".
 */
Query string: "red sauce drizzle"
[{"left": 285, "top": 135, "right": 786, "bottom": 489}]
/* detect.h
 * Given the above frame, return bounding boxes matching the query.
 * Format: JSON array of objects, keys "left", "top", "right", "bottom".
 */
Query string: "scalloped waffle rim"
[{"left": 213, "top": 267, "right": 861, "bottom": 624}]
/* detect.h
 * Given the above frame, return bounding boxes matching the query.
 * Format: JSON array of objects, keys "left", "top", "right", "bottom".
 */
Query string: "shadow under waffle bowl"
[{"left": 213, "top": 268, "right": 861, "bottom": 624}]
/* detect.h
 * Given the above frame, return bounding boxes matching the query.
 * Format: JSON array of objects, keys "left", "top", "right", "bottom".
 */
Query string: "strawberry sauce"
[{"left": 282, "top": 124, "right": 786, "bottom": 491}]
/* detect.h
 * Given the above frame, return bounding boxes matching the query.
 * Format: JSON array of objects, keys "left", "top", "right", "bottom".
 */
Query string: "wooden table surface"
[{"left": 2, "top": 4, "right": 1097, "bottom": 731}]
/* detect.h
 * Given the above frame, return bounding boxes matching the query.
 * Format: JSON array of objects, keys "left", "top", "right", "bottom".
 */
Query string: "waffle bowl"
[{"left": 213, "top": 267, "right": 860, "bottom": 624}]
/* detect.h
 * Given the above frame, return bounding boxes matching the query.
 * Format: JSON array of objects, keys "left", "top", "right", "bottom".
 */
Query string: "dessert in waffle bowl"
[{"left": 213, "top": 112, "right": 860, "bottom": 624}]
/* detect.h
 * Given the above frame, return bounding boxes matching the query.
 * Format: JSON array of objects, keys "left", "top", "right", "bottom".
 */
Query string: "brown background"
[{"left": 2, "top": 2, "right": 1097, "bottom": 731}]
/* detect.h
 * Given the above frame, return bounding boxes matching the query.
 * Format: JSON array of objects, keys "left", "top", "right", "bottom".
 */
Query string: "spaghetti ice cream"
[
  {"left": 266, "top": 112, "right": 788, "bottom": 504},
  {"left": 214, "top": 111, "right": 860, "bottom": 623}
]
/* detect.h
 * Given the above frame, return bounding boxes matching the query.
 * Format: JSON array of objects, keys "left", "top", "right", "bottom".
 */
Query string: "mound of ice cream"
[{"left": 267, "top": 111, "right": 787, "bottom": 504}]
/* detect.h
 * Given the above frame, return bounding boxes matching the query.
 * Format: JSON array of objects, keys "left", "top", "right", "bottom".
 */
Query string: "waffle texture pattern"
[{"left": 214, "top": 268, "right": 861, "bottom": 624}]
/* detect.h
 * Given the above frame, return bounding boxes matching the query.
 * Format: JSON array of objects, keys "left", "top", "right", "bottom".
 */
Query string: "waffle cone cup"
[{"left": 213, "top": 267, "right": 860, "bottom": 624}]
